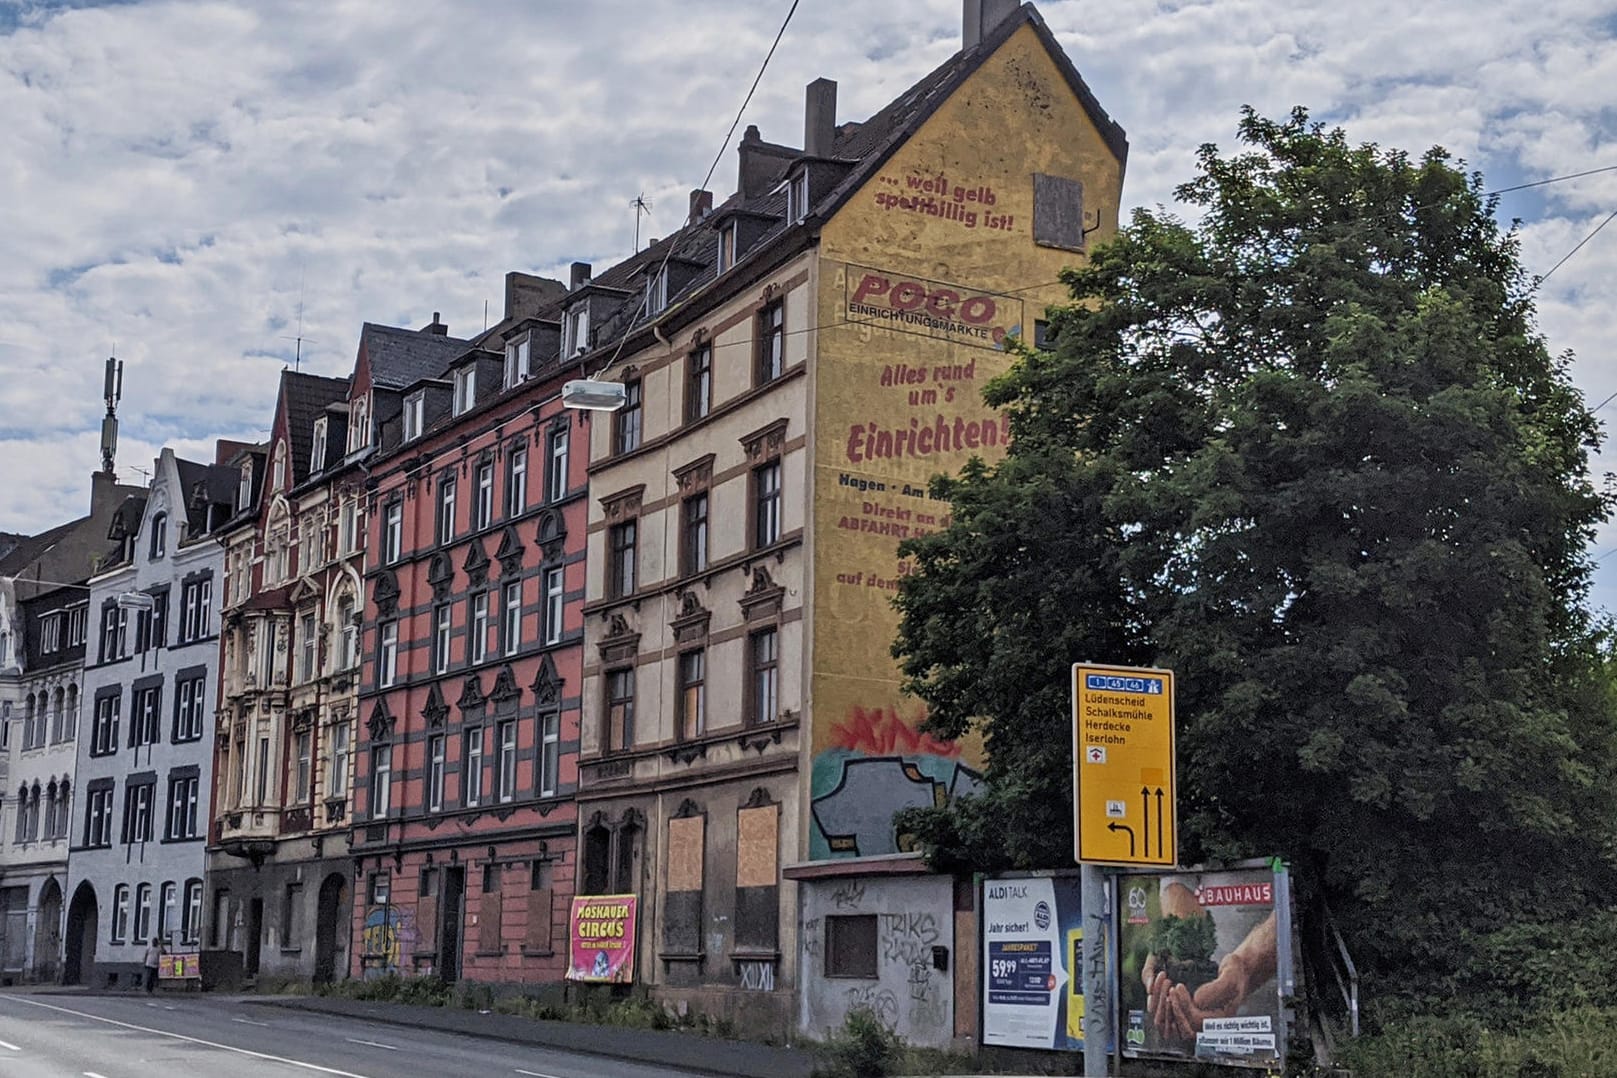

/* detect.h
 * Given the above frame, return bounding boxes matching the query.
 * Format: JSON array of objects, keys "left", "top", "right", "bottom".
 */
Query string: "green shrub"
[
  {"left": 1338, "top": 1007, "right": 1617, "bottom": 1078},
  {"left": 813, "top": 1007, "right": 904, "bottom": 1078}
]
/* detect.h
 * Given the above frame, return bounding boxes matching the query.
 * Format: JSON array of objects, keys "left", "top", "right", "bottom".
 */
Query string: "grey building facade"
[
  {"left": 64, "top": 448, "right": 234, "bottom": 987},
  {"left": 1, "top": 470, "right": 141, "bottom": 984}
]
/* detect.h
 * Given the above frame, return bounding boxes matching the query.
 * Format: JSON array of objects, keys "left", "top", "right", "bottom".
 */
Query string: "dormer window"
[
  {"left": 504, "top": 335, "right": 531, "bottom": 389},
  {"left": 718, "top": 224, "right": 738, "bottom": 273},
  {"left": 149, "top": 513, "right": 167, "bottom": 560},
  {"left": 404, "top": 391, "right": 425, "bottom": 441},
  {"left": 453, "top": 367, "right": 477, "bottom": 416},
  {"left": 644, "top": 267, "right": 670, "bottom": 316},
  {"left": 350, "top": 396, "right": 371, "bottom": 451},
  {"left": 310, "top": 417, "right": 328, "bottom": 474},
  {"left": 563, "top": 306, "right": 590, "bottom": 357},
  {"left": 787, "top": 169, "right": 809, "bottom": 223},
  {"left": 237, "top": 461, "right": 253, "bottom": 511}
]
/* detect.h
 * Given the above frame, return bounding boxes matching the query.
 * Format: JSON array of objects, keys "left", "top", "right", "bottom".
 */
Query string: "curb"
[{"left": 248, "top": 996, "right": 818, "bottom": 1078}]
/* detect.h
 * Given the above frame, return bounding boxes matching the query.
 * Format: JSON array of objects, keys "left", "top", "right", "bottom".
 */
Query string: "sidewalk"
[{"left": 249, "top": 994, "right": 820, "bottom": 1078}]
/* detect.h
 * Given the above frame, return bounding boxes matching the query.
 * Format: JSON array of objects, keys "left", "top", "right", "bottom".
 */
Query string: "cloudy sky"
[{"left": 3, "top": 0, "right": 1615, "bottom": 605}]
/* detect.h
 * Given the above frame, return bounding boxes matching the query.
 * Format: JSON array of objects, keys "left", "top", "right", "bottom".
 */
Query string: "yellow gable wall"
[{"left": 806, "top": 22, "right": 1124, "bottom": 860}]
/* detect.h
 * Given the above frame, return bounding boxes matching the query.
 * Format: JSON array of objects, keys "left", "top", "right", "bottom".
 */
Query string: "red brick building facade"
[{"left": 350, "top": 278, "right": 586, "bottom": 983}]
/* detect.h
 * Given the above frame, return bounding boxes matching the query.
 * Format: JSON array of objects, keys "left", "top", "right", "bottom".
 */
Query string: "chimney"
[
  {"left": 570, "top": 261, "right": 592, "bottom": 291},
  {"left": 737, "top": 125, "right": 801, "bottom": 199},
  {"left": 422, "top": 312, "right": 448, "bottom": 336},
  {"left": 963, "top": 0, "right": 1019, "bottom": 50},
  {"left": 688, "top": 188, "right": 714, "bottom": 224},
  {"left": 804, "top": 78, "right": 837, "bottom": 157}
]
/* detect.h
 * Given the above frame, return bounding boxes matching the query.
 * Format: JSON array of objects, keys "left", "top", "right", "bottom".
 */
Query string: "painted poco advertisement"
[
  {"left": 808, "top": 18, "right": 1125, "bottom": 864},
  {"left": 1118, "top": 864, "right": 1294, "bottom": 1068},
  {"left": 981, "top": 875, "right": 1085, "bottom": 1050},
  {"left": 565, "top": 894, "right": 638, "bottom": 984}
]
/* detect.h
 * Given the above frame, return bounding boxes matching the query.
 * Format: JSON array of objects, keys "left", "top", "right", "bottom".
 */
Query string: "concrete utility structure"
[
  {"left": 564, "top": 0, "right": 1126, "bottom": 1046},
  {"left": 66, "top": 447, "right": 235, "bottom": 987},
  {"left": 348, "top": 274, "right": 587, "bottom": 985},
  {"left": 0, "top": 453, "right": 142, "bottom": 984}
]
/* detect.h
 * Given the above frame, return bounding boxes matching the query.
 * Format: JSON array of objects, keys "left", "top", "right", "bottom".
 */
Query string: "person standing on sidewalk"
[{"left": 143, "top": 937, "right": 163, "bottom": 994}]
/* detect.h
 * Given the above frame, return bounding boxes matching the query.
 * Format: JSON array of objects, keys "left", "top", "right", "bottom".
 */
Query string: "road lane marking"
[
  {"left": 85, "top": 1072, "right": 110, "bottom": 1078},
  {"left": 515, "top": 1070, "right": 566, "bottom": 1078},
  {"left": 0, "top": 1037, "right": 21, "bottom": 1050},
  {"left": 233, "top": 1016, "right": 272, "bottom": 1027},
  {"left": 345, "top": 1037, "right": 398, "bottom": 1051},
  {"left": 0, "top": 997, "right": 371, "bottom": 1077}
]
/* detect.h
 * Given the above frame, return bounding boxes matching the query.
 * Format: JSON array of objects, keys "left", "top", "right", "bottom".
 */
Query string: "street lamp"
[
  {"left": 1, "top": 575, "right": 155, "bottom": 611},
  {"left": 561, "top": 378, "right": 627, "bottom": 411}
]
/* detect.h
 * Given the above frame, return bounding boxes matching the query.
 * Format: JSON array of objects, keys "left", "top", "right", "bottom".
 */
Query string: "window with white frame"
[
  {"left": 166, "top": 774, "right": 199, "bottom": 839},
  {"left": 644, "top": 267, "right": 669, "bottom": 316},
  {"left": 378, "top": 621, "right": 398, "bottom": 687},
  {"left": 237, "top": 460, "right": 254, "bottom": 511},
  {"left": 453, "top": 366, "right": 476, "bottom": 415},
  {"left": 293, "top": 728, "right": 312, "bottom": 802},
  {"left": 84, "top": 785, "right": 114, "bottom": 847},
  {"left": 464, "top": 727, "right": 485, "bottom": 806},
  {"left": 183, "top": 880, "right": 203, "bottom": 944},
  {"left": 496, "top": 718, "right": 517, "bottom": 802},
  {"left": 272, "top": 442, "right": 287, "bottom": 491},
  {"left": 507, "top": 444, "right": 528, "bottom": 517},
  {"left": 502, "top": 581, "right": 522, "bottom": 656},
  {"left": 404, "top": 391, "right": 425, "bottom": 441},
  {"left": 546, "top": 427, "right": 568, "bottom": 502},
  {"left": 563, "top": 306, "right": 589, "bottom": 356},
  {"left": 428, "top": 734, "right": 446, "bottom": 811},
  {"left": 433, "top": 605, "right": 452, "bottom": 673},
  {"left": 544, "top": 567, "right": 564, "bottom": 645},
  {"left": 475, "top": 460, "right": 494, "bottom": 530},
  {"left": 787, "top": 169, "right": 809, "bottom": 223},
  {"left": 123, "top": 781, "right": 155, "bottom": 843},
  {"left": 337, "top": 595, "right": 358, "bottom": 670},
  {"left": 505, "top": 335, "right": 531, "bottom": 388},
  {"left": 112, "top": 884, "right": 131, "bottom": 942},
  {"left": 134, "top": 883, "right": 153, "bottom": 942},
  {"left": 310, "top": 417, "right": 328, "bottom": 474},
  {"left": 370, "top": 744, "right": 392, "bottom": 816},
  {"left": 470, "top": 591, "right": 490, "bottom": 664},
  {"left": 299, "top": 612, "right": 317, "bottom": 682},
  {"left": 718, "top": 223, "right": 737, "bottom": 273},
  {"left": 174, "top": 675, "right": 206, "bottom": 742},
  {"left": 340, "top": 499, "right": 359, "bottom": 554},
  {"left": 384, "top": 500, "right": 403, "bottom": 563},
  {"left": 180, "top": 577, "right": 211, "bottom": 641},
  {"left": 540, "top": 710, "right": 560, "bottom": 797},
  {"left": 328, "top": 723, "right": 350, "bottom": 799},
  {"left": 438, "top": 473, "right": 457, "bottom": 544}
]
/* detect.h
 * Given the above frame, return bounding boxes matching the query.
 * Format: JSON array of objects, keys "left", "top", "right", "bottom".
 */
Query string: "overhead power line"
[{"left": 1536, "top": 208, "right": 1617, "bottom": 287}]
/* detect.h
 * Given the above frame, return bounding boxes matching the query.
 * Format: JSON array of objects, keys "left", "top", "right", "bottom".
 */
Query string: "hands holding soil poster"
[{"left": 1118, "top": 866, "right": 1291, "bottom": 1068}]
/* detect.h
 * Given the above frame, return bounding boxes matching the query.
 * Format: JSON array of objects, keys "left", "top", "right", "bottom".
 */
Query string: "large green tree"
[{"left": 893, "top": 107, "right": 1617, "bottom": 993}]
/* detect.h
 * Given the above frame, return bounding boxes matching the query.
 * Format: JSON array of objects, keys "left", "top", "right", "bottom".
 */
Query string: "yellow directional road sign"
[{"left": 1072, "top": 664, "right": 1176, "bottom": 867}]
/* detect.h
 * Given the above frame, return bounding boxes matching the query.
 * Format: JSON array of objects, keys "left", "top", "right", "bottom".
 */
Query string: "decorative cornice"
[{"left": 740, "top": 418, "right": 789, "bottom": 464}]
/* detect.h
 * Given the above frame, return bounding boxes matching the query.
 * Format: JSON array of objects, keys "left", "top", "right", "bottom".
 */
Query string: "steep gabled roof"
[
  {"left": 562, "top": 2, "right": 1125, "bottom": 369},
  {"left": 362, "top": 324, "right": 474, "bottom": 392},
  {"left": 281, "top": 371, "right": 350, "bottom": 484}
]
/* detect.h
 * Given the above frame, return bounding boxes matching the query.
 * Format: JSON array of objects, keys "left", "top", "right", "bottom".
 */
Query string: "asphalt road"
[{"left": 0, "top": 992, "right": 722, "bottom": 1078}]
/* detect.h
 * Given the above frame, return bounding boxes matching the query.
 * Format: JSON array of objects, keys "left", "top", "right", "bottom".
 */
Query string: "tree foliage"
[{"left": 892, "top": 107, "right": 1617, "bottom": 991}]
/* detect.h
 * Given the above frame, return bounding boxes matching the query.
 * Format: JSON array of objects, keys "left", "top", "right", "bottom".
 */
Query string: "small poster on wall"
[
  {"left": 980, "top": 875, "right": 1085, "bottom": 1051},
  {"left": 565, "top": 895, "right": 638, "bottom": 983}
]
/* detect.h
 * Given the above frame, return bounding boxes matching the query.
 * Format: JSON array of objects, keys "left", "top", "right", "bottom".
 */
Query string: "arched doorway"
[
  {"left": 313, "top": 873, "right": 348, "bottom": 984},
  {"left": 33, "top": 878, "right": 62, "bottom": 982},
  {"left": 63, "top": 883, "right": 97, "bottom": 986}
]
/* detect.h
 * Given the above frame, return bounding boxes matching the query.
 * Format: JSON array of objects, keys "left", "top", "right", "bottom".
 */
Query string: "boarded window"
[
  {"left": 1032, "top": 173, "right": 1085, "bottom": 251},
  {"left": 825, "top": 914, "right": 878, "bottom": 978},
  {"left": 526, "top": 887, "right": 554, "bottom": 953},
  {"left": 478, "top": 866, "right": 503, "bottom": 954},
  {"left": 664, "top": 813, "right": 705, "bottom": 955}
]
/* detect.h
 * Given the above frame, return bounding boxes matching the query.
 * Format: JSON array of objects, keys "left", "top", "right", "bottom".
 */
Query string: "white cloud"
[{"left": 2, "top": 0, "right": 1615, "bottom": 605}]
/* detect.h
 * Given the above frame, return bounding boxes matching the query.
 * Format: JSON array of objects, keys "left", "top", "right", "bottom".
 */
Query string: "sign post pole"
[{"left": 1080, "top": 863, "right": 1109, "bottom": 1077}]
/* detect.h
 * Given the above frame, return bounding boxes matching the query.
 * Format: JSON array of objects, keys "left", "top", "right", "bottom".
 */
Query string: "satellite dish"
[{"left": 561, "top": 379, "right": 628, "bottom": 411}]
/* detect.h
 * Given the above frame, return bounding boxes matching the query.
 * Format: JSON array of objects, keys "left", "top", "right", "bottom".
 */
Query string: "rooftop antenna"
[
  {"left": 631, "top": 193, "right": 653, "bottom": 251},
  {"left": 100, "top": 353, "right": 123, "bottom": 476},
  {"left": 279, "top": 266, "right": 316, "bottom": 371},
  {"left": 484, "top": 299, "right": 490, "bottom": 332}
]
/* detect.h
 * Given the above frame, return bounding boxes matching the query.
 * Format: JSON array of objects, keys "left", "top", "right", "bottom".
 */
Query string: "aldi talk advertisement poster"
[
  {"left": 1118, "top": 864, "right": 1293, "bottom": 1068},
  {"left": 566, "top": 894, "right": 638, "bottom": 983},
  {"left": 981, "top": 875, "right": 1085, "bottom": 1050}
]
